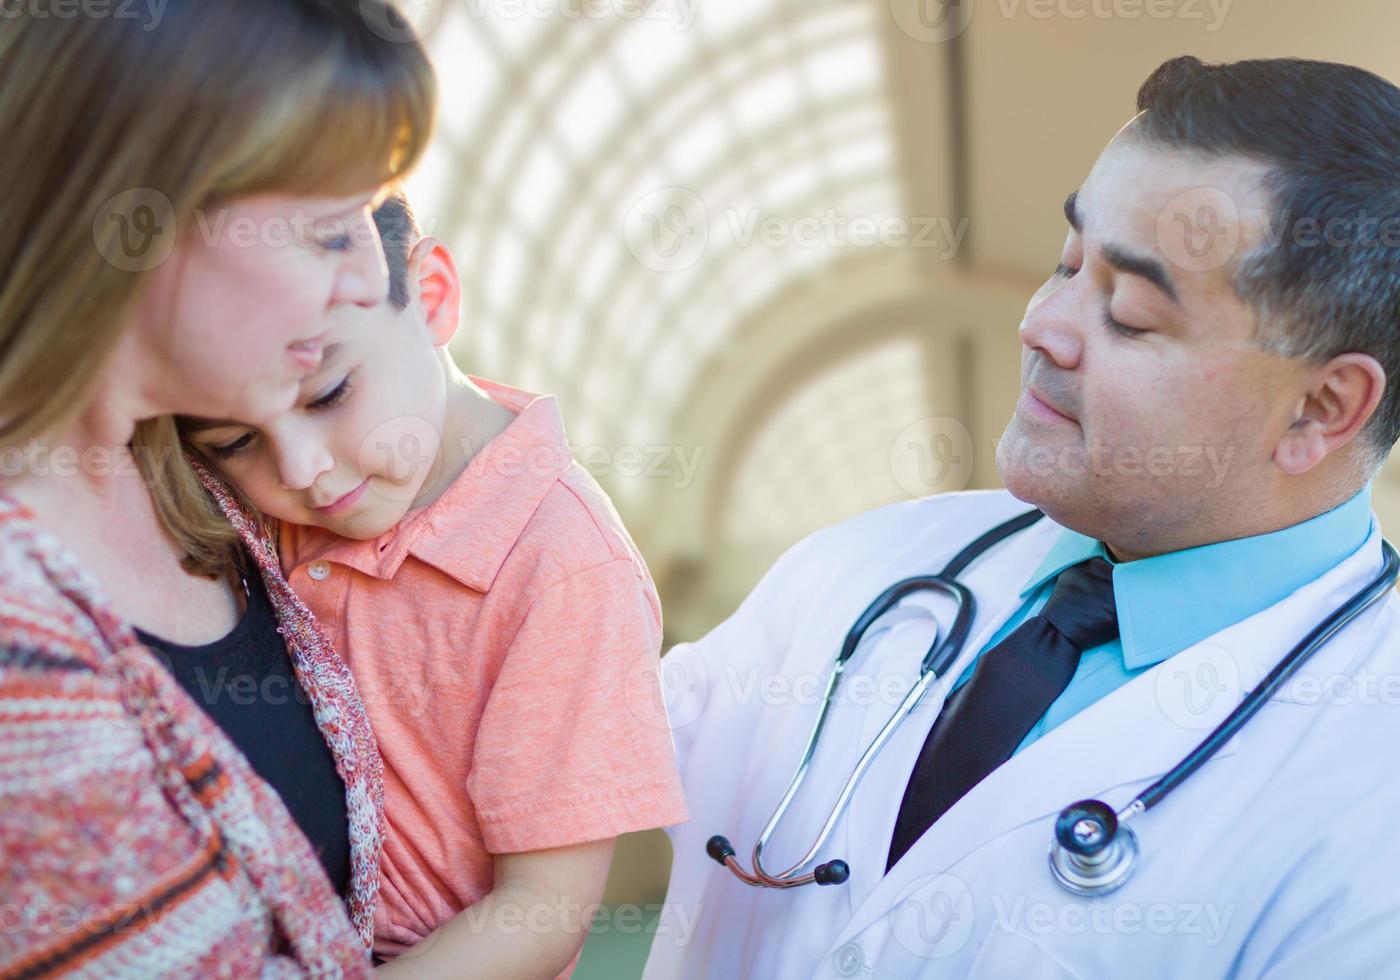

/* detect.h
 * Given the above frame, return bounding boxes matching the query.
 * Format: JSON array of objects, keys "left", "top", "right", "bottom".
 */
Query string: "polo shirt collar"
[
  {"left": 1017, "top": 480, "right": 1376, "bottom": 671},
  {"left": 285, "top": 377, "right": 571, "bottom": 591}
]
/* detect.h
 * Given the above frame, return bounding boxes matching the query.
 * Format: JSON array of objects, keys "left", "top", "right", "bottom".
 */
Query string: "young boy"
[{"left": 181, "top": 191, "right": 689, "bottom": 978}]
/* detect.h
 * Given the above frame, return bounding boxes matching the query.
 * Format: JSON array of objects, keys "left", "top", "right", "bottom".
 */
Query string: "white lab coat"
[{"left": 644, "top": 489, "right": 1400, "bottom": 979}]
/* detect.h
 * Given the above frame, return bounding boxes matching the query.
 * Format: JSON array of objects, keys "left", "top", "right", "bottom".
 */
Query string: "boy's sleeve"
[{"left": 467, "top": 558, "right": 690, "bottom": 854}]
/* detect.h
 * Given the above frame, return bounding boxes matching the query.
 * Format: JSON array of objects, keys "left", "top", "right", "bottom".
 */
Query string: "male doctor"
[{"left": 645, "top": 56, "right": 1400, "bottom": 979}]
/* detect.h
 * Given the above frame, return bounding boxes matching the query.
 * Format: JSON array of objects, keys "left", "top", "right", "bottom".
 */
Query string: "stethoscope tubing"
[
  {"left": 710, "top": 509, "right": 1400, "bottom": 892},
  {"left": 1131, "top": 537, "right": 1400, "bottom": 814},
  {"left": 730, "top": 508, "right": 1048, "bottom": 886}
]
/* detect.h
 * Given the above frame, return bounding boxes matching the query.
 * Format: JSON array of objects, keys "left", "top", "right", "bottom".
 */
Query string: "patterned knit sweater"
[{"left": 0, "top": 465, "right": 384, "bottom": 978}]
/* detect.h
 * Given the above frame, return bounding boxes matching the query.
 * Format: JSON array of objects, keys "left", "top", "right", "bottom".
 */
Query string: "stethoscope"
[{"left": 706, "top": 508, "right": 1400, "bottom": 896}]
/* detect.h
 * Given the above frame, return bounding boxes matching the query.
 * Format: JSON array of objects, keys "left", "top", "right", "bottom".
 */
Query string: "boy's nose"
[{"left": 277, "top": 440, "right": 335, "bottom": 492}]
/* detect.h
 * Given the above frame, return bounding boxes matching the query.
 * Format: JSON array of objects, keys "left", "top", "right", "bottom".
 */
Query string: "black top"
[{"left": 135, "top": 551, "right": 352, "bottom": 898}]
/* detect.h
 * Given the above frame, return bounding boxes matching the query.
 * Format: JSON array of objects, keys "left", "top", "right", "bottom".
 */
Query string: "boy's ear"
[{"left": 405, "top": 236, "right": 461, "bottom": 348}]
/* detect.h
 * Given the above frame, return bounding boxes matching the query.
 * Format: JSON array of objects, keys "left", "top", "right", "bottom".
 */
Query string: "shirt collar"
[
  {"left": 284, "top": 377, "right": 571, "bottom": 591},
  {"left": 1017, "top": 480, "right": 1377, "bottom": 670}
]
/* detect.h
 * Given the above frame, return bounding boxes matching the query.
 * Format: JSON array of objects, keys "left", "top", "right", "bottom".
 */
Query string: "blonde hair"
[{"left": 0, "top": 1, "right": 437, "bottom": 576}]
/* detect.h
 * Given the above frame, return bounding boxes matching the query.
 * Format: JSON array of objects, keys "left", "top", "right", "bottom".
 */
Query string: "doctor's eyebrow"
[{"left": 1063, "top": 190, "right": 1183, "bottom": 307}]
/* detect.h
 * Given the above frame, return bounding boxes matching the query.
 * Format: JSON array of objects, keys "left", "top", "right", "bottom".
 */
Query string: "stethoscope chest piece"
[
  {"left": 1047, "top": 799, "right": 1139, "bottom": 897},
  {"left": 702, "top": 512, "right": 1397, "bottom": 896}
]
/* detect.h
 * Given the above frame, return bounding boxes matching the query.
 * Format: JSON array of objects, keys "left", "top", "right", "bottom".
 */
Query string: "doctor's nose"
[
  {"left": 1019, "top": 277, "right": 1086, "bottom": 371},
  {"left": 274, "top": 435, "right": 334, "bottom": 492}
]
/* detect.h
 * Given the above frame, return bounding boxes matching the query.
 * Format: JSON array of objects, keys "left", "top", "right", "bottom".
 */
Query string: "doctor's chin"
[{"left": 638, "top": 28, "right": 1400, "bottom": 980}]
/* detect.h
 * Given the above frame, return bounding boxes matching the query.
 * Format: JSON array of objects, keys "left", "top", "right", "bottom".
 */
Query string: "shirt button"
[
  {"left": 833, "top": 942, "right": 863, "bottom": 976},
  {"left": 307, "top": 561, "right": 330, "bottom": 581}
]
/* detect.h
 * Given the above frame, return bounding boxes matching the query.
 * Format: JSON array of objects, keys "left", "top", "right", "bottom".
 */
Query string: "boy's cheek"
[
  {"left": 256, "top": 492, "right": 312, "bottom": 528},
  {"left": 233, "top": 473, "right": 302, "bottom": 527}
]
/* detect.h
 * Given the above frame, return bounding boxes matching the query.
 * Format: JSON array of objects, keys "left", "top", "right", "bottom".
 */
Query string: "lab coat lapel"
[
  {"left": 843, "top": 511, "right": 1064, "bottom": 911},
  {"left": 837, "top": 515, "right": 1389, "bottom": 948}
]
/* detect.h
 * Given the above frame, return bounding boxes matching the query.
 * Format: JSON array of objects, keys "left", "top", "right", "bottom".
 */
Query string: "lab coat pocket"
[{"left": 965, "top": 928, "right": 1086, "bottom": 980}]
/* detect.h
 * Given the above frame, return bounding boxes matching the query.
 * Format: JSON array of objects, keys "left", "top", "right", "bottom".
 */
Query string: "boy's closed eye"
[{"left": 189, "top": 372, "right": 357, "bottom": 461}]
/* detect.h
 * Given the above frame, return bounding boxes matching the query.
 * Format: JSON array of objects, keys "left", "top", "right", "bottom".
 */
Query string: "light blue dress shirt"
[{"left": 946, "top": 480, "right": 1376, "bottom": 755}]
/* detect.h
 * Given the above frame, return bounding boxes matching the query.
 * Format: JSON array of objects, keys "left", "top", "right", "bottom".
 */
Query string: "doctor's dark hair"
[{"left": 1134, "top": 56, "right": 1400, "bottom": 474}]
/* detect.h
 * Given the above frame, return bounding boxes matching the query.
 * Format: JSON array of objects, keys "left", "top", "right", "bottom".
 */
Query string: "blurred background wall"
[{"left": 396, "top": 0, "right": 1400, "bottom": 973}]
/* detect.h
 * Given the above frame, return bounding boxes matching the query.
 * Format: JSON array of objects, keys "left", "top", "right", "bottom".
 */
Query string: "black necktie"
[{"left": 886, "top": 556, "right": 1119, "bottom": 871}]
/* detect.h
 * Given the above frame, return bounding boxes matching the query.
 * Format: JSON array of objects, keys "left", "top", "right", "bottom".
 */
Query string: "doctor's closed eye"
[
  {"left": 1051, "top": 262, "right": 1151, "bottom": 340},
  {"left": 201, "top": 375, "right": 357, "bottom": 460}
]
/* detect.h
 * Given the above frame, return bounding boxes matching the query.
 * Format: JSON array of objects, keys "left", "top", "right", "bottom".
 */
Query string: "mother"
[{"left": 0, "top": 2, "right": 434, "bottom": 975}]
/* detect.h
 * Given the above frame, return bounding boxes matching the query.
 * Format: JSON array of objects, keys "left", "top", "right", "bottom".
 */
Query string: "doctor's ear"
[
  {"left": 1273, "top": 353, "right": 1386, "bottom": 476},
  {"left": 404, "top": 236, "right": 461, "bottom": 348}
]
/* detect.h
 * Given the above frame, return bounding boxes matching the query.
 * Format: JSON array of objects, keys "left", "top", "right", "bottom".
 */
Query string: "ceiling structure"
[{"left": 406, "top": 0, "right": 1400, "bottom": 638}]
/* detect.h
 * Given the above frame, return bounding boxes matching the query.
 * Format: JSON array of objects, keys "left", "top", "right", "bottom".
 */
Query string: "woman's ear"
[{"left": 405, "top": 236, "right": 461, "bottom": 348}]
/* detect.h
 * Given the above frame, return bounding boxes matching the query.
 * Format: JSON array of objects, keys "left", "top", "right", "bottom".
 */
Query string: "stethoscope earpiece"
[
  {"left": 812, "top": 859, "right": 850, "bottom": 885},
  {"left": 1047, "top": 798, "right": 1139, "bottom": 897},
  {"left": 703, "top": 512, "right": 1398, "bottom": 896},
  {"left": 707, "top": 834, "right": 850, "bottom": 886},
  {"left": 706, "top": 835, "right": 737, "bottom": 864}
]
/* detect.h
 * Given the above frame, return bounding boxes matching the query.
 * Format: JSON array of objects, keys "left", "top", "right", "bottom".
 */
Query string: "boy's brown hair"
[{"left": 375, "top": 189, "right": 424, "bottom": 312}]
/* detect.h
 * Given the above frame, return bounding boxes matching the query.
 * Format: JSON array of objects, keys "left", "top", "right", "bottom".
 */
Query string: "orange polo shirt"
[{"left": 280, "top": 377, "right": 689, "bottom": 968}]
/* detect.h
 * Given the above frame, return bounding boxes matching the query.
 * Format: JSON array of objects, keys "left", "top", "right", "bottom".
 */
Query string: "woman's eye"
[
  {"left": 319, "top": 234, "right": 352, "bottom": 252},
  {"left": 306, "top": 376, "right": 353, "bottom": 411},
  {"left": 208, "top": 432, "right": 255, "bottom": 460},
  {"left": 1053, "top": 262, "right": 1079, "bottom": 278}
]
